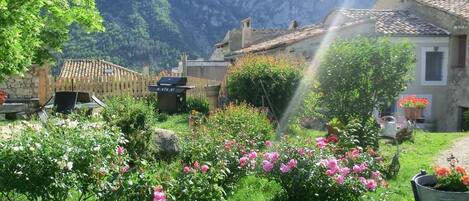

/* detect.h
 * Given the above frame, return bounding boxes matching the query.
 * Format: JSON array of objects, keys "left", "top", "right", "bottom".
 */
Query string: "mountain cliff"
[{"left": 61, "top": 0, "right": 374, "bottom": 72}]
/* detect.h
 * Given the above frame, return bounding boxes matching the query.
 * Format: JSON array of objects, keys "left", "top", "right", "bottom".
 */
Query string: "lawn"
[{"left": 154, "top": 114, "right": 190, "bottom": 136}]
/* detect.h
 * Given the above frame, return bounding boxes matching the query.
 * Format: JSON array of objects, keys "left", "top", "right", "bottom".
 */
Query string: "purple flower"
[
  {"left": 280, "top": 163, "right": 291, "bottom": 173},
  {"left": 262, "top": 160, "right": 274, "bottom": 172}
]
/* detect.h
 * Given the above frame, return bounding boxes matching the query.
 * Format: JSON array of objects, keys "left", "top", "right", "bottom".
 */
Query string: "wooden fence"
[{"left": 47, "top": 75, "right": 220, "bottom": 100}]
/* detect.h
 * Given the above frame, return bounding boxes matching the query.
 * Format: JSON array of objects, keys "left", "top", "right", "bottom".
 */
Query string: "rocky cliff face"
[{"left": 62, "top": 0, "right": 374, "bottom": 70}]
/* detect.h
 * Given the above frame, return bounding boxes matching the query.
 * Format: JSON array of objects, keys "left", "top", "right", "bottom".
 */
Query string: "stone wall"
[{"left": 0, "top": 66, "right": 41, "bottom": 100}]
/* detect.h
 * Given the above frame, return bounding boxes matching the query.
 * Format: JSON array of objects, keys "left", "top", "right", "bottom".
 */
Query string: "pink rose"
[
  {"left": 339, "top": 167, "right": 350, "bottom": 176},
  {"left": 193, "top": 161, "right": 200, "bottom": 169},
  {"left": 239, "top": 157, "right": 249, "bottom": 167},
  {"left": 352, "top": 163, "right": 367, "bottom": 174},
  {"left": 287, "top": 159, "right": 298, "bottom": 169},
  {"left": 365, "top": 179, "right": 377, "bottom": 190},
  {"left": 248, "top": 151, "right": 257, "bottom": 160},
  {"left": 153, "top": 186, "right": 166, "bottom": 201},
  {"left": 297, "top": 148, "right": 305, "bottom": 156},
  {"left": 316, "top": 137, "right": 328, "bottom": 149},
  {"left": 326, "top": 159, "right": 339, "bottom": 172},
  {"left": 262, "top": 160, "right": 274, "bottom": 172},
  {"left": 336, "top": 175, "right": 345, "bottom": 184},
  {"left": 358, "top": 177, "right": 367, "bottom": 185},
  {"left": 201, "top": 165, "right": 209, "bottom": 174},
  {"left": 264, "top": 152, "right": 280, "bottom": 163},
  {"left": 264, "top": 141, "right": 273, "bottom": 147},
  {"left": 116, "top": 146, "right": 124, "bottom": 155},
  {"left": 183, "top": 166, "right": 191, "bottom": 174},
  {"left": 372, "top": 171, "right": 381, "bottom": 180},
  {"left": 280, "top": 163, "right": 291, "bottom": 173}
]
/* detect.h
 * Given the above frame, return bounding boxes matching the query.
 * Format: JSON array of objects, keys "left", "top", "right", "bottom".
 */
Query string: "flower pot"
[
  {"left": 404, "top": 107, "right": 422, "bottom": 121},
  {"left": 411, "top": 171, "right": 469, "bottom": 201}
]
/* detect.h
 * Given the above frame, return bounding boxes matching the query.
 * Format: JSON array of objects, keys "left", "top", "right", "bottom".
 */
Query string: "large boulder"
[{"left": 154, "top": 128, "right": 180, "bottom": 157}]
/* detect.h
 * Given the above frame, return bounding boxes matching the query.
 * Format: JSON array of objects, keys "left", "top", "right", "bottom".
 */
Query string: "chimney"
[
  {"left": 142, "top": 64, "right": 150, "bottom": 76},
  {"left": 180, "top": 53, "right": 188, "bottom": 76},
  {"left": 288, "top": 20, "right": 299, "bottom": 30},
  {"left": 241, "top": 17, "right": 252, "bottom": 48}
]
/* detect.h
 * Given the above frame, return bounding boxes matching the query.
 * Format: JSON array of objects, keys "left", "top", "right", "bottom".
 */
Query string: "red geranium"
[
  {"left": 0, "top": 90, "right": 7, "bottom": 104},
  {"left": 398, "top": 95, "right": 429, "bottom": 109}
]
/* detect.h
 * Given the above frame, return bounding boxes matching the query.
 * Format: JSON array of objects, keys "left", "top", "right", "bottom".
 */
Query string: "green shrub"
[
  {"left": 0, "top": 118, "right": 123, "bottom": 200},
  {"left": 102, "top": 96, "right": 162, "bottom": 161},
  {"left": 227, "top": 55, "right": 303, "bottom": 118},
  {"left": 318, "top": 37, "right": 415, "bottom": 125},
  {"left": 186, "top": 96, "right": 210, "bottom": 114},
  {"left": 336, "top": 117, "right": 380, "bottom": 148}
]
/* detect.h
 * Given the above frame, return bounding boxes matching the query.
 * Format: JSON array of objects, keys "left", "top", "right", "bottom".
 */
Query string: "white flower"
[{"left": 66, "top": 162, "right": 73, "bottom": 170}]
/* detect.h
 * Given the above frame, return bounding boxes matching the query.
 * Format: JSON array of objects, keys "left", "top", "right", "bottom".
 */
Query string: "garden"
[{"left": 1, "top": 38, "right": 469, "bottom": 201}]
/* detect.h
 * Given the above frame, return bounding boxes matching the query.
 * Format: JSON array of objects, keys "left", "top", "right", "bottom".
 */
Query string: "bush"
[
  {"left": 336, "top": 117, "right": 380, "bottom": 148},
  {"left": 0, "top": 118, "right": 123, "bottom": 200},
  {"left": 227, "top": 55, "right": 303, "bottom": 118},
  {"left": 186, "top": 97, "right": 210, "bottom": 114},
  {"left": 318, "top": 37, "right": 415, "bottom": 125},
  {"left": 102, "top": 96, "right": 163, "bottom": 161}
]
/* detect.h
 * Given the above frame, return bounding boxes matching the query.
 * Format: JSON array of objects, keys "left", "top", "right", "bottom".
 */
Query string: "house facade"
[{"left": 212, "top": 0, "right": 469, "bottom": 131}]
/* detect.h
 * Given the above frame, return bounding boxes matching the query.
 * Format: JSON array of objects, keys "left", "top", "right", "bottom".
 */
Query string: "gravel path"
[{"left": 435, "top": 136, "right": 469, "bottom": 169}]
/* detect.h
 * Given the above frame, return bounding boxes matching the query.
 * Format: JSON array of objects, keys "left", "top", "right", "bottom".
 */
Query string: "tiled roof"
[
  {"left": 228, "top": 20, "right": 368, "bottom": 55},
  {"left": 415, "top": 0, "right": 469, "bottom": 21},
  {"left": 59, "top": 59, "right": 142, "bottom": 79},
  {"left": 338, "top": 9, "right": 449, "bottom": 36}
]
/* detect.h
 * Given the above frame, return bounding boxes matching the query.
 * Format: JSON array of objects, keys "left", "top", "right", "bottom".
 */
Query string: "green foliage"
[
  {"left": 102, "top": 96, "right": 163, "bottom": 161},
  {"left": 0, "top": 118, "right": 122, "bottom": 200},
  {"left": 0, "top": 0, "right": 103, "bottom": 81},
  {"left": 228, "top": 176, "right": 283, "bottom": 201},
  {"left": 338, "top": 117, "right": 380, "bottom": 148},
  {"left": 186, "top": 97, "right": 210, "bottom": 115},
  {"left": 227, "top": 55, "right": 304, "bottom": 118},
  {"left": 318, "top": 37, "right": 415, "bottom": 124}
]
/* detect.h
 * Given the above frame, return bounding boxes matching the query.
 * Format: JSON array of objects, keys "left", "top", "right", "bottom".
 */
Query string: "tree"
[
  {"left": 0, "top": 0, "right": 104, "bottom": 81},
  {"left": 227, "top": 55, "right": 304, "bottom": 119},
  {"left": 318, "top": 37, "right": 415, "bottom": 124}
]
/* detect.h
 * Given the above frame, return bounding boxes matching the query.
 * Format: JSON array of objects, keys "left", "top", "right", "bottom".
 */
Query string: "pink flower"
[
  {"left": 297, "top": 148, "right": 305, "bottom": 156},
  {"left": 239, "top": 157, "right": 249, "bottom": 167},
  {"left": 248, "top": 151, "right": 257, "bottom": 159},
  {"left": 316, "top": 137, "right": 328, "bottom": 149},
  {"left": 116, "top": 146, "right": 124, "bottom": 155},
  {"left": 264, "top": 141, "right": 273, "bottom": 147},
  {"left": 359, "top": 177, "right": 367, "bottom": 185},
  {"left": 339, "top": 167, "right": 350, "bottom": 176},
  {"left": 287, "top": 159, "right": 298, "bottom": 169},
  {"left": 264, "top": 152, "right": 280, "bottom": 163},
  {"left": 346, "top": 148, "right": 360, "bottom": 159},
  {"left": 153, "top": 186, "right": 166, "bottom": 201},
  {"left": 183, "top": 166, "right": 191, "bottom": 173},
  {"left": 201, "top": 165, "right": 209, "bottom": 174},
  {"left": 262, "top": 160, "right": 274, "bottom": 172},
  {"left": 365, "top": 179, "right": 377, "bottom": 190},
  {"left": 193, "top": 161, "right": 200, "bottom": 169},
  {"left": 120, "top": 165, "right": 130, "bottom": 174},
  {"left": 326, "top": 135, "right": 338, "bottom": 143},
  {"left": 280, "top": 163, "right": 291, "bottom": 173},
  {"left": 336, "top": 174, "right": 345, "bottom": 184},
  {"left": 326, "top": 159, "right": 339, "bottom": 172},
  {"left": 352, "top": 163, "right": 367, "bottom": 174},
  {"left": 372, "top": 171, "right": 381, "bottom": 180}
]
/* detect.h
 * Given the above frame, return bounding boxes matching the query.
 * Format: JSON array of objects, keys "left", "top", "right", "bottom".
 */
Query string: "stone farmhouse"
[{"left": 210, "top": 0, "right": 469, "bottom": 131}]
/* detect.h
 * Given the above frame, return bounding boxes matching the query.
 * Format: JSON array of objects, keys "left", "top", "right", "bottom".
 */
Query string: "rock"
[{"left": 154, "top": 128, "right": 180, "bottom": 157}]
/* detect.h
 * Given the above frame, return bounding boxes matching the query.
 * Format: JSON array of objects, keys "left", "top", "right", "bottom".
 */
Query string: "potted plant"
[
  {"left": 411, "top": 156, "right": 469, "bottom": 201},
  {"left": 398, "top": 95, "right": 429, "bottom": 121},
  {"left": 0, "top": 90, "right": 7, "bottom": 106}
]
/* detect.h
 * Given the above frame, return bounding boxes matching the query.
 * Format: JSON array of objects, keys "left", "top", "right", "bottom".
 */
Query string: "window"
[{"left": 421, "top": 47, "right": 448, "bottom": 85}]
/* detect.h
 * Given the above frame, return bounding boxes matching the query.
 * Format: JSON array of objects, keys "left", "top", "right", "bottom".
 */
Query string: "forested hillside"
[{"left": 59, "top": 0, "right": 374, "bottom": 72}]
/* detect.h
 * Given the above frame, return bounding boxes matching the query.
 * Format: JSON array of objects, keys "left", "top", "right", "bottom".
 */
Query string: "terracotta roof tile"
[
  {"left": 59, "top": 59, "right": 142, "bottom": 79},
  {"left": 338, "top": 9, "right": 450, "bottom": 36},
  {"left": 415, "top": 0, "right": 469, "bottom": 21}
]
